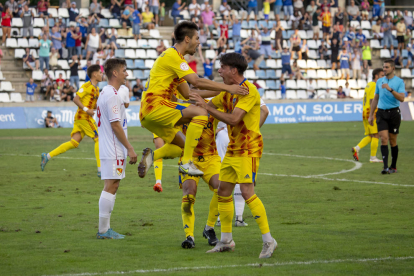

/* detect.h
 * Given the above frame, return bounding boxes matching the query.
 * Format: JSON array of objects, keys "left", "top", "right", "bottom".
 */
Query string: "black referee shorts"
[{"left": 376, "top": 107, "right": 401, "bottom": 134}]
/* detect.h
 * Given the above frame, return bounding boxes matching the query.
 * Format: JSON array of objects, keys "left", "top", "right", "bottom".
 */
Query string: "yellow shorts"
[
  {"left": 363, "top": 119, "right": 378, "bottom": 135},
  {"left": 141, "top": 101, "right": 191, "bottom": 144},
  {"left": 219, "top": 156, "right": 260, "bottom": 184},
  {"left": 71, "top": 119, "right": 98, "bottom": 139},
  {"left": 179, "top": 155, "right": 221, "bottom": 191}
]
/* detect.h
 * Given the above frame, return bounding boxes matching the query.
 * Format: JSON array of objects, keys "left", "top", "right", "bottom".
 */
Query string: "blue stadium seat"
[
  {"left": 402, "top": 50, "right": 408, "bottom": 58},
  {"left": 241, "top": 21, "right": 249, "bottom": 29},
  {"left": 98, "top": 81, "right": 108, "bottom": 90},
  {"left": 282, "top": 30, "right": 288, "bottom": 39},
  {"left": 256, "top": 70, "right": 266, "bottom": 79},
  {"left": 258, "top": 20, "right": 267, "bottom": 28},
  {"left": 133, "top": 70, "right": 144, "bottom": 79},
  {"left": 126, "top": 59, "right": 135, "bottom": 69},
  {"left": 266, "top": 80, "right": 277, "bottom": 90},
  {"left": 267, "top": 21, "right": 276, "bottom": 28},
  {"left": 258, "top": 88, "right": 264, "bottom": 97},
  {"left": 266, "top": 70, "right": 276, "bottom": 79},
  {"left": 259, "top": 59, "right": 267, "bottom": 69},
  {"left": 248, "top": 21, "right": 256, "bottom": 29},
  {"left": 99, "top": 19, "right": 109, "bottom": 28},
  {"left": 115, "top": 49, "right": 125, "bottom": 58},
  {"left": 275, "top": 80, "right": 281, "bottom": 89},
  {"left": 135, "top": 59, "right": 145, "bottom": 69},
  {"left": 48, "top": 18, "right": 55, "bottom": 27},
  {"left": 144, "top": 70, "right": 150, "bottom": 78}
]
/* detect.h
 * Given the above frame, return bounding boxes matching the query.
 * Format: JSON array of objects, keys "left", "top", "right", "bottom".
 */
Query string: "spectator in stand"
[
  {"left": 201, "top": 6, "right": 215, "bottom": 33},
  {"left": 132, "top": 78, "right": 144, "bottom": 100},
  {"left": 404, "top": 29, "right": 411, "bottom": 49},
  {"left": 273, "top": 0, "right": 282, "bottom": 16},
  {"left": 293, "top": 0, "right": 304, "bottom": 17},
  {"left": 189, "top": 0, "right": 201, "bottom": 22},
  {"left": 131, "top": 7, "right": 142, "bottom": 40},
  {"left": 346, "top": 0, "right": 360, "bottom": 22},
  {"left": 334, "top": 7, "right": 344, "bottom": 32},
  {"left": 121, "top": 6, "right": 133, "bottom": 28},
  {"left": 372, "top": 19, "right": 382, "bottom": 39},
  {"left": 307, "top": 79, "right": 316, "bottom": 98},
  {"left": 291, "top": 61, "right": 303, "bottom": 79},
  {"left": 1, "top": 6, "right": 12, "bottom": 46},
  {"left": 0, "top": 48, "right": 3, "bottom": 68},
  {"left": 159, "top": 2, "right": 165, "bottom": 26},
  {"left": 41, "top": 69, "right": 53, "bottom": 100},
  {"left": 200, "top": 0, "right": 211, "bottom": 11},
  {"left": 107, "top": 28, "right": 120, "bottom": 49},
  {"left": 382, "top": 17, "right": 394, "bottom": 50},
  {"left": 83, "top": 60, "right": 92, "bottom": 82},
  {"left": 404, "top": 10, "right": 413, "bottom": 27},
  {"left": 362, "top": 41, "right": 371, "bottom": 77},
  {"left": 171, "top": 0, "right": 186, "bottom": 25},
  {"left": 330, "top": 24, "right": 341, "bottom": 41},
  {"left": 90, "top": 0, "right": 104, "bottom": 18},
  {"left": 199, "top": 49, "right": 217, "bottom": 80},
  {"left": 262, "top": 0, "right": 272, "bottom": 22},
  {"left": 25, "top": 78, "right": 37, "bottom": 102},
  {"left": 318, "top": 39, "right": 329, "bottom": 60},
  {"left": 242, "top": 44, "right": 264, "bottom": 72},
  {"left": 316, "top": 0, "right": 333, "bottom": 12},
  {"left": 306, "top": 1, "right": 317, "bottom": 16},
  {"left": 45, "top": 111, "right": 60, "bottom": 127},
  {"left": 360, "top": 0, "right": 369, "bottom": 21},
  {"left": 74, "top": 26, "right": 82, "bottom": 56},
  {"left": 283, "top": 0, "right": 293, "bottom": 21},
  {"left": 312, "top": 7, "right": 321, "bottom": 40},
  {"left": 372, "top": 0, "right": 381, "bottom": 20},
  {"left": 352, "top": 48, "right": 362, "bottom": 80},
  {"left": 355, "top": 28, "right": 366, "bottom": 47},
  {"left": 87, "top": 13, "right": 101, "bottom": 34},
  {"left": 396, "top": 19, "right": 406, "bottom": 51},
  {"left": 338, "top": 47, "right": 350, "bottom": 81},
  {"left": 300, "top": 39, "right": 308, "bottom": 60},
  {"left": 230, "top": 14, "right": 242, "bottom": 46},
  {"left": 199, "top": 28, "right": 208, "bottom": 47},
  {"left": 37, "top": 0, "right": 49, "bottom": 18},
  {"left": 61, "top": 79, "right": 75, "bottom": 101},
  {"left": 219, "top": 0, "right": 231, "bottom": 20},
  {"left": 20, "top": 4, "right": 33, "bottom": 38},
  {"left": 281, "top": 46, "right": 293, "bottom": 80},
  {"left": 142, "top": 6, "right": 155, "bottom": 30},
  {"left": 65, "top": 24, "right": 76, "bottom": 59},
  {"left": 247, "top": 0, "right": 258, "bottom": 22},
  {"left": 391, "top": 49, "right": 402, "bottom": 67},
  {"left": 255, "top": 24, "right": 273, "bottom": 58},
  {"left": 280, "top": 80, "right": 286, "bottom": 99},
  {"left": 275, "top": 20, "right": 284, "bottom": 53},
  {"left": 85, "top": 27, "right": 101, "bottom": 61},
  {"left": 55, "top": 17, "right": 66, "bottom": 32},
  {"left": 337, "top": 86, "right": 346, "bottom": 98},
  {"left": 187, "top": 55, "right": 198, "bottom": 74},
  {"left": 39, "top": 33, "right": 52, "bottom": 71},
  {"left": 290, "top": 29, "right": 301, "bottom": 60},
  {"left": 291, "top": 10, "right": 303, "bottom": 30},
  {"left": 56, "top": 73, "right": 65, "bottom": 94},
  {"left": 393, "top": 10, "right": 403, "bottom": 24},
  {"left": 149, "top": 0, "right": 160, "bottom": 27},
  {"left": 321, "top": 6, "right": 331, "bottom": 40},
  {"left": 49, "top": 26, "right": 62, "bottom": 57},
  {"left": 343, "top": 82, "right": 350, "bottom": 97},
  {"left": 327, "top": 37, "right": 340, "bottom": 69},
  {"left": 156, "top": 40, "right": 167, "bottom": 55},
  {"left": 49, "top": 47, "right": 60, "bottom": 70},
  {"left": 124, "top": 0, "right": 134, "bottom": 8},
  {"left": 69, "top": 55, "right": 80, "bottom": 90},
  {"left": 218, "top": 19, "right": 229, "bottom": 42},
  {"left": 67, "top": 0, "right": 80, "bottom": 23},
  {"left": 135, "top": 0, "right": 144, "bottom": 12},
  {"left": 23, "top": 48, "right": 39, "bottom": 70},
  {"left": 109, "top": 0, "right": 121, "bottom": 19},
  {"left": 105, "top": 48, "right": 116, "bottom": 61}
]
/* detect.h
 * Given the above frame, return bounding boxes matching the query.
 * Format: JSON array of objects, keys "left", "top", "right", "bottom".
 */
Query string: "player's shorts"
[
  {"left": 376, "top": 107, "right": 401, "bottom": 134},
  {"left": 219, "top": 156, "right": 260, "bottom": 184},
  {"left": 141, "top": 101, "right": 191, "bottom": 144},
  {"left": 71, "top": 119, "right": 98, "bottom": 139},
  {"left": 179, "top": 155, "right": 221, "bottom": 191},
  {"left": 363, "top": 119, "right": 378, "bottom": 135},
  {"left": 100, "top": 158, "right": 127, "bottom": 180}
]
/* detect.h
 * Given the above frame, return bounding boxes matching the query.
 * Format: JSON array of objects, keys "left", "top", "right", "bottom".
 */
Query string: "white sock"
[
  {"left": 355, "top": 146, "right": 360, "bottom": 151},
  {"left": 156, "top": 180, "right": 161, "bottom": 184},
  {"left": 97, "top": 167, "right": 101, "bottom": 172},
  {"left": 262, "top": 232, "right": 273, "bottom": 243},
  {"left": 98, "top": 191, "right": 116, "bottom": 234},
  {"left": 234, "top": 184, "right": 245, "bottom": 219},
  {"left": 205, "top": 225, "right": 213, "bottom": 230},
  {"left": 47, "top": 153, "right": 51, "bottom": 159},
  {"left": 221, "top": 232, "right": 232, "bottom": 243}
]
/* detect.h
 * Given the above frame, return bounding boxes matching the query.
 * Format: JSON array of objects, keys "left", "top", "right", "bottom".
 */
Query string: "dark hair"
[
  {"left": 281, "top": 80, "right": 285, "bottom": 84},
  {"left": 384, "top": 59, "right": 395, "bottom": 68},
  {"left": 104, "top": 58, "right": 126, "bottom": 80},
  {"left": 47, "top": 110, "right": 52, "bottom": 113},
  {"left": 372, "top": 68, "right": 383, "bottom": 80},
  {"left": 219, "top": 53, "right": 248, "bottom": 75},
  {"left": 87, "top": 64, "right": 101, "bottom": 80},
  {"left": 174, "top": 21, "right": 199, "bottom": 43}
]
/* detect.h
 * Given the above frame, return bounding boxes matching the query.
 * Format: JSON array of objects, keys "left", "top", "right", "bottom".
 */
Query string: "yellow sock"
[
  {"left": 182, "top": 116, "right": 208, "bottom": 163},
  {"left": 371, "top": 137, "right": 379, "bottom": 157},
  {"left": 357, "top": 136, "right": 372, "bottom": 150},
  {"left": 154, "top": 159, "right": 163, "bottom": 182},
  {"left": 94, "top": 137, "right": 100, "bottom": 168},
  {"left": 206, "top": 189, "right": 219, "bottom": 227},
  {"left": 49, "top": 139, "right": 79, "bottom": 158},
  {"left": 218, "top": 195, "right": 234, "bottom": 233},
  {"left": 154, "top": 143, "right": 183, "bottom": 160},
  {"left": 181, "top": 194, "right": 195, "bottom": 238},
  {"left": 246, "top": 194, "right": 270, "bottom": 235}
]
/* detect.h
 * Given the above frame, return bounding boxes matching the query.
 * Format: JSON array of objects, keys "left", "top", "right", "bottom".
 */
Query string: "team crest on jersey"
[
  {"left": 180, "top": 62, "right": 189, "bottom": 71},
  {"left": 112, "top": 105, "right": 119, "bottom": 114},
  {"left": 116, "top": 168, "right": 123, "bottom": 176},
  {"left": 232, "top": 98, "right": 237, "bottom": 108},
  {"left": 79, "top": 88, "right": 84, "bottom": 93}
]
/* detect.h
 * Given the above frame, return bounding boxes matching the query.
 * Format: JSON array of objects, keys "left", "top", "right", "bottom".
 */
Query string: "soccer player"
[
  {"left": 96, "top": 58, "right": 138, "bottom": 239},
  {"left": 137, "top": 21, "right": 248, "bottom": 178},
  {"left": 368, "top": 59, "right": 405, "bottom": 174},
  {"left": 190, "top": 53, "right": 277, "bottom": 259},
  {"left": 40, "top": 65, "right": 103, "bottom": 177},
  {"left": 352, "top": 68, "right": 384, "bottom": 163},
  {"left": 152, "top": 134, "right": 164, "bottom": 192},
  {"left": 215, "top": 100, "right": 269, "bottom": 227}
]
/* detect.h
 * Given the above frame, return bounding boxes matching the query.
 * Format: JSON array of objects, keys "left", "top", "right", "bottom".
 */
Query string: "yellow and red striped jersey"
[{"left": 74, "top": 81, "right": 99, "bottom": 121}]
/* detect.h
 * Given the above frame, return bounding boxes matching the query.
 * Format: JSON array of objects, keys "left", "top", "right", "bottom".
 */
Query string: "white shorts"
[
  {"left": 216, "top": 129, "right": 229, "bottom": 162},
  {"left": 100, "top": 159, "right": 127, "bottom": 180}
]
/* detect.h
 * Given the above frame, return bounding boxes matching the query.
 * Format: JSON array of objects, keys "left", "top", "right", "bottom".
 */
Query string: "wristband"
[{"left": 83, "top": 107, "right": 89, "bottom": 112}]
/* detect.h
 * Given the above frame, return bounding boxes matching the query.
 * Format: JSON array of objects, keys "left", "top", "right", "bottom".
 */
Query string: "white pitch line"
[
  {"left": 2, "top": 153, "right": 413, "bottom": 187},
  {"left": 45, "top": 256, "right": 414, "bottom": 276}
]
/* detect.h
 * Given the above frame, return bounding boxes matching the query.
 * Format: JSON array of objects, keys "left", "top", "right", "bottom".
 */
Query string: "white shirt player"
[
  {"left": 118, "top": 85, "right": 130, "bottom": 105},
  {"left": 97, "top": 85, "right": 128, "bottom": 160}
]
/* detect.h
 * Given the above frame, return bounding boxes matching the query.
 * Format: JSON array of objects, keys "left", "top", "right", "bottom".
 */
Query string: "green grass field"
[{"left": 1, "top": 121, "right": 414, "bottom": 276}]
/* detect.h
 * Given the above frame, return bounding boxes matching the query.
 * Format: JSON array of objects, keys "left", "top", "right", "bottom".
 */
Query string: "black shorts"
[
  {"left": 376, "top": 107, "right": 401, "bottom": 134},
  {"left": 397, "top": 36, "right": 404, "bottom": 43},
  {"left": 322, "top": 26, "right": 330, "bottom": 33},
  {"left": 364, "top": 60, "right": 372, "bottom": 66},
  {"left": 292, "top": 45, "right": 300, "bottom": 52}
]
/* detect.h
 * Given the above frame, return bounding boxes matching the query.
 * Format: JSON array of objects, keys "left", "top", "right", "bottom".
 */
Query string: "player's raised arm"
[
  {"left": 260, "top": 102, "right": 269, "bottom": 127},
  {"left": 73, "top": 94, "right": 95, "bottom": 117},
  {"left": 183, "top": 73, "right": 248, "bottom": 95}
]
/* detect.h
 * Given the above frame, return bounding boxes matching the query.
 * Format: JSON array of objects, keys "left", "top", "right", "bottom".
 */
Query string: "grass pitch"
[{"left": 1, "top": 122, "right": 414, "bottom": 276}]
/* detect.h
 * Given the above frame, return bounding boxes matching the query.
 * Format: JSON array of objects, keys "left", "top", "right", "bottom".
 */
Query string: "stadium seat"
[
  {"left": 205, "top": 50, "right": 215, "bottom": 59},
  {"left": 33, "top": 18, "right": 45, "bottom": 28},
  {"left": 126, "top": 70, "right": 134, "bottom": 80},
  {"left": 306, "top": 30, "right": 315, "bottom": 39},
  {"left": 146, "top": 50, "right": 158, "bottom": 59},
  {"left": 33, "top": 28, "right": 42, "bottom": 38},
  {"left": 275, "top": 59, "right": 282, "bottom": 69},
  {"left": 266, "top": 70, "right": 277, "bottom": 79},
  {"left": 245, "top": 70, "right": 257, "bottom": 80},
  {"left": 297, "top": 60, "right": 307, "bottom": 69},
  {"left": 32, "top": 70, "right": 43, "bottom": 81},
  {"left": 80, "top": 8, "right": 89, "bottom": 17},
  {"left": 317, "top": 60, "right": 328, "bottom": 69},
  {"left": 255, "top": 70, "right": 266, "bottom": 79},
  {"left": 1, "top": 81, "right": 14, "bottom": 92},
  {"left": 0, "top": 72, "right": 4, "bottom": 81},
  {"left": 58, "top": 8, "right": 69, "bottom": 18},
  {"left": 297, "top": 90, "right": 307, "bottom": 99},
  {"left": 317, "top": 69, "right": 327, "bottom": 79},
  {"left": 348, "top": 79, "right": 358, "bottom": 89},
  {"left": 362, "top": 30, "right": 371, "bottom": 39},
  {"left": 6, "top": 38, "right": 17, "bottom": 48},
  {"left": 317, "top": 80, "right": 327, "bottom": 89},
  {"left": 101, "top": 9, "right": 113, "bottom": 18},
  {"left": 380, "top": 49, "right": 391, "bottom": 58},
  {"left": 307, "top": 70, "right": 317, "bottom": 79},
  {"left": 350, "top": 21, "right": 360, "bottom": 29},
  {"left": 126, "top": 59, "right": 135, "bottom": 69},
  {"left": 99, "top": 18, "right": 109, "bottom": 28},
  {"left": 401, "top": 68, "right": 412, "bottom": 78},
  {"left": 327, "top": 80, "right": 338, "bottom": 89},
  {"left": 10, "top": 93, "right": 24, "bottom": 102},
  {"left": 57, "top": 60, "right": 69, "bottom": 70},
  {"left": 412, "top": 79, "right": 414, "bottom": 88},
  {"left": 350, "top": 90, "right": 359, "bottom": 98},
  {"left": 258, "top": 88, "right": 265, "bottom": 97},
  {"left": 286, "top": 80, "right": 297, "bottom": 89},
  {"left": 296, "top": 80, "right": 307, "bottom": 89},
  {"left": 307, "top": 60, "right": 318, "bottom": 69},
  {"left": 48, "top": 8, "right": 58, "bottom": 17},
  {"left": 358, "top": 79, "right": 367, "bottom": 88},
  {"left": 133, "top": 70, "right": 144, "bottom": 79},
  {"left": 138, "top": 39, "right": 149, "bottom": 48},
  {"left": 145, "top": 60, "right": 154, "bottom": 68},
  {"left": 266, "top": 80, "right": 277, "bottom": 90},
  {"left": 126, "top": 39, "right": 138, "bottom": 48},
  {"left": 256, "top": 80, "right": 267, "bottom": 89},
  {"left": 135, "top": 59, "right": 145, "bottom": 69},
  {"left": 109, "top": 19, "right": 121, "bottom": 28},
  {"left": 115, "top": 49, "right": 125, "bottom": 58},
  {"left": 149, "top": 30, "right": 162, "bottom": 38},
  {"left": 125, "top": 49, "right": 137, "bottom": 59},
  {"left": 361, "top": 20, "right": 371, "bottom": 29},
  {"left": 0, "top": 93, "right": 10, "bottom": 102},
  {"left": 148, "top": 39, "right": 158, "bottom": 48},
  {"left": 11, "top": 18, "right": 23, "bottom": 27},
  {"left": 28, "top": 38, "right": 39, "bottom": 47},
  {"left": 328, "top": 93, "right": 337, "bottom": 99},
  {"left": 136, "top": 49, "right": 147, "bottom": 58},
  {"left": 317, "top": 90, "right": 327, "bottom": 98},
  {"left": 14, "top": 49, "right": 25, "bottom": 59},
  {"left": 358, "top": 90, "right": 365, "bottom": 98},
  {"left": 266, "top": 59, "right": 277, "bottom": 69},
  {"left": 55, "top": 70, "right": 67, "bottom": 79},
  {"left": 214, "top": 60, "right": 220, "bottom": 69},
  {"left": 286, "top": 90, "right": 297, "bottom": 99},
  {"left": 144, "top": 69, "right": 150, "bottom": 78},
  {"left": 264, "top": 90, "right": 277, "bottom": 100},
  {"left": 308, "top": 50, "right": 319, "bottom": 60},
  {"left": 116, "top": 39, "right": 127, "bottom": 47},
  {"left": 298, "top": 30, "right": 307, "bottom": 40},
  {"left": 370, "top": 39, "right": 381, "bottom": 49},
  {"left": 98, "top": 81, "right": 108, "bottom": 90},
  {"left": 78, "top": 70, "right": 86, "bottom": 80}
]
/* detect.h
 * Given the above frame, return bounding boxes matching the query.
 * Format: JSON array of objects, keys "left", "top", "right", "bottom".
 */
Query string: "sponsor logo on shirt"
[
  {"left": 180, "top": 62, "right": 189, "bottom": 71},
  {"left": 112, "top": 105, "right": 119, "bottom": 114}
]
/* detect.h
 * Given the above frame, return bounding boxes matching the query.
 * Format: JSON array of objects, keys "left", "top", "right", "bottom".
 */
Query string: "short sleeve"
[
  {"left": 235, "top": 92, "right": 256, "bottom": 113},
  {"left": 396, "top": 79, "right": 405, "bottom": 93},
  {"left": 76, "top": 86, "right": 89, "bottom": 99},
  {"left": 211, "top": 92, "right": 225, "bottom": 109},
  {"left": 375, "top": 80, "right": 380, "bottom": 94},
  {"left": 121, "top": 87, "right": 130, "bottom": 104},
  {"left": 260, "top": 98, "right": 266, "bottom": 107},
  {"left": 165, "top": 52, "right": 195, "bottom": 79},
  {"left": 107, "top": 94, "right": 122, "bottom": 122}
]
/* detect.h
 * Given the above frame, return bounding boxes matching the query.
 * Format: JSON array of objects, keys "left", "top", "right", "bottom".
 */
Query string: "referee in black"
[{"left": 368, "top": 59, "right": 405, "bottom": 174}]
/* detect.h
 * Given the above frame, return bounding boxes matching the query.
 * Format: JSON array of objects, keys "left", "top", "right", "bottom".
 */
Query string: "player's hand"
[
  {"left": 381, "top": 83, "right": 391, "bottom": 91},
  {"left": 128, "top": 148, "right": 137, "bottom": 164},
  {"left": 228, "top": 84, "right": 249, "bottom": 95},
  {"left": 86, "top": 109, "right": 96, "bottom": 117},
  {"left": 368, "top": 116, "right": 374, "bottom": 126},
  {"left": 189, "top": 93, "right": 207, "bottom": 108}
]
